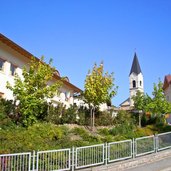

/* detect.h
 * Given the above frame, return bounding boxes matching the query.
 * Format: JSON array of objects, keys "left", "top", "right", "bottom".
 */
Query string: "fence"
[
  {"left": 75, "top": 144, "right": 104, "bottom": 169},
  {"left": 108, "top": 139, "right": 132, "bottom": 162},
  {"left": 157, "top": 131, "right": 171, "bottom": 151},
  {"left": 36, "top": 149, "right": 71, "bottom": 171},
  {"left": 1, "top": 132, "right": 171, "bottom": 171},
  {"left": 0, "top": 152, "right": 31, "bottom": 171},
  {"left": 135, "top": 135, "right": 155, "bottom": 157}
]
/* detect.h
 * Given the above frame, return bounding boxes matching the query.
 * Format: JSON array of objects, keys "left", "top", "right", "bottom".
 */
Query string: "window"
[
  {"left": 10, "top": 63, "right": 17, "bottom": 76},
  {"left": 133, "top": 80, "right": 136, "bottom": 88},
  {"left": 140, "top": 81, "right": 142, "bottom": 86},
  {"left": 0, "top": 58, "right": 4, "bottom": 71}
]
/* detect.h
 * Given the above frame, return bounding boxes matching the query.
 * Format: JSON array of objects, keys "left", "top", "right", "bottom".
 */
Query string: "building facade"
[
  {"left": 163, "top": 75, "right": 171, "bottom": 103},
  {"left": 0, "top": 33, "right": 81, "bottom": 107}
]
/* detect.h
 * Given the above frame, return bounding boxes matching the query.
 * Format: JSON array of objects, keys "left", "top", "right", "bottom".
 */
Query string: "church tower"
[{"left": 129, "top": 53, "right": 144, "bottom": 106}]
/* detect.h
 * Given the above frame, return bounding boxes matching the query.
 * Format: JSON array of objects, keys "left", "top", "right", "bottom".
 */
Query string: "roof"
[
  {"left": 129, "top": 53, "right": 142, "bottom": 75},
  {"left": 0, "top": 33, "right": 82, "bottom": 93},
  {"left": 163, "top": 75, "right": 171, "bottom": 90},
  {"left": 0, "top": 33, "right": 34, "bottom": 60},
  {"left": 119, "top": 98, "right": 130, "bottom": 107}
]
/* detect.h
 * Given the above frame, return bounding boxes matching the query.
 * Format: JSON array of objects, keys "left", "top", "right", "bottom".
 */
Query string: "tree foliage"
[
  {"left": 147, "top": 80, "right": 171, "bottom": 116},
  {"left": 132, "top": 90, "right": 145, "bottom": 111},
  {"left": 83, "top": 62, "right": 117, "bottom": 130},
  {"left": 84, "top": 62, "right": 117, "bottom": 107},
  {"left": 133, "top": 80, "right": 171, "bottom": 126},
  {"left": 7, "top": 56, "right": 61, "bottom": 126}
]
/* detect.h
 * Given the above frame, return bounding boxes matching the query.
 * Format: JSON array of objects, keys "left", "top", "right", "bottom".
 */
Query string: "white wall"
[
  {"left": 0, "top": 42, "right": 76, "bottom": 107},
  {"left": 129, "top": 72, "right": 144, "bottom": 106}
]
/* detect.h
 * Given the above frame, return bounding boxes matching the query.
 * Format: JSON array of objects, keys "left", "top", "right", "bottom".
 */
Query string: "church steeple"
[
  {"left": 129, "top": 53, "right": 142, "bottom": 75},
  {"left": 119, "top": 52, "right": 144, "bottom": 109},
  {"left": 129, "top": 53, "right": 144, "bottom": 106}
]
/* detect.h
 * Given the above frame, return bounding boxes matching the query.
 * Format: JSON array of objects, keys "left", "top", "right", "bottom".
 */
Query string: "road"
[{"left": 125, "top": 156, "right": 171, "bottom": 171}]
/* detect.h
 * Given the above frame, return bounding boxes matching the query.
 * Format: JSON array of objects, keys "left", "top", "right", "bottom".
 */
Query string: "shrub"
[
  {"left": 98, "top": 128, "right": 110, "bottom": 136},
  {"left": 71, "top": 127, "right": 102, "bottom": 144},
  {"left": 46, "top": 104, "right": 88, "bottom": 125},
  {"left": 46, "top": 102, "right": 66, "bottom": 124},
  {"left": 61, "top": 105, "right": 77, "bottom": 124},
  {"left": 107, "top": 110, "right": 136, "bottom": 138},
  {"left": 77, "top": 106, "right": 89, "bottom": 125},
  {"left": 109, "top": 124, "right": 129, "bottom": 136},
  {"left": 95, "top": 111, "right": 114, "bottom": 126},
  {"left": 72, "top": 127, "right": 88, "bottom": 137},
  {"left": 101, "top": 135, "right": 114, "bottom": 143},
  {"left": 114, "top": 110, "right": 134, "bottom": 125},
  {"left": 0, "top": 98, "right": 16, "bottom": 129},
  {"left": 0, "top": 122, "right": 72, "bottom": 153}
]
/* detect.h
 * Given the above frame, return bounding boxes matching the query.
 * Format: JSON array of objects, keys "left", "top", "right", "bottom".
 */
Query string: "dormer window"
[
  {"left": 10, "top": 63, "right": 17, "bottom": 76},
  {"left": 0, "top": 58, "right": 4, "bottom": 71},
  {"left": 133, "top": 80, "right": 136, "bottom": 88}
]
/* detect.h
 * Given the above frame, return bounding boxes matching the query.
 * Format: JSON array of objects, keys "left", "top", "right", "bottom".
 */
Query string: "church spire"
[
  {"left": 129, "top": 52, "right": 144, "bottom": 107},
  {"left": 129, "top": 53, "right": 142, "bottom": 75}
]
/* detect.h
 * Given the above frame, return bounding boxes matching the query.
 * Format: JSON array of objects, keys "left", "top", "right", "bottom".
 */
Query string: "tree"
[
  {"left": 132, "top": 90, "right": 145, "bottom": 111},
  {"left": 84, "top": 62, "right": 118, "bottom": 130},
  {"left": 132, "top": 91, "right": 152, "bottom": 127},
  {"left": 7, "top": 56, "right": 61, "bottom": 127},
  {"left": 133, "top": 80, "right": 171, "bottom": 126},
  {"left": 147, "top": 80, "right": 171, "bottom": 125}
]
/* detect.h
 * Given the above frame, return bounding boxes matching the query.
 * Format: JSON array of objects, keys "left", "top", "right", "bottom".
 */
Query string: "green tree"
[
  {"left": 147, "top": 80, "right": 171, "bottom": 125},
  {"left": 132, "top": 90, "right": 145, "bottom": 111},
  {"left": 132, "top": 91, "right": 151, "bottom": 127},
  {"left": 133, "top": 80, "right": 171, "bottom": 126},
  {"left": 84, "top": 62, "right": 117, "bottom": 130},
  {"left": 7, "top": 56, "right": 61, "bottom": 127}
]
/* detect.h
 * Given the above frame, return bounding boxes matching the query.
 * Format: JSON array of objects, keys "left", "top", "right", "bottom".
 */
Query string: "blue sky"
[{"left": 1, "top": 0, "right": 171, "bottom": 106}]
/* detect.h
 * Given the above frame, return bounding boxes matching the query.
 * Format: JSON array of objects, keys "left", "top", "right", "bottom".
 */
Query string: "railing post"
[
  {"left": 32, "top": 150, "right": 35, "bottom": 171},
  {"left": 155, "top": 134, "right": 158, "bottom": 153},
  {"left": 132, "top": 138, "right": 135, "bottom": 159},
  {"left": 105, "top": 143, "right": 108, "bottom": 166},
  {"left": 72, "top": 146, "right": 75, "bottom": 171}
]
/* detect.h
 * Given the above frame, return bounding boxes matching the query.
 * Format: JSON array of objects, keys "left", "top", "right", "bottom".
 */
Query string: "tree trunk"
[
  {"left": 92, "top": 108, "right": 95, "bottom": 132},
  {"left": 90, "top": 108, "right": 93, "bottom": 130}
]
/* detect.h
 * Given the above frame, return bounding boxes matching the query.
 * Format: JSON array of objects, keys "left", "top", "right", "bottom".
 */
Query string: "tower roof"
[{"left": 129, "top": 53, "right": 142, "bottom": 75}]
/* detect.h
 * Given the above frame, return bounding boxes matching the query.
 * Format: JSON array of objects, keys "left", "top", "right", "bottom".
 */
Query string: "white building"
[
  {"left": 120, "top": 53, "right": 144, "bottom": 110},
  {"left": 0, "top": 33, "right": 81, "bottom": 107}
]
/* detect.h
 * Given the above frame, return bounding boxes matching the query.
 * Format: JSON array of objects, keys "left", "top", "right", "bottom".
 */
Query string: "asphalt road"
[{"left": 125, "top": 156, "right": 171, "bottom": 171}]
